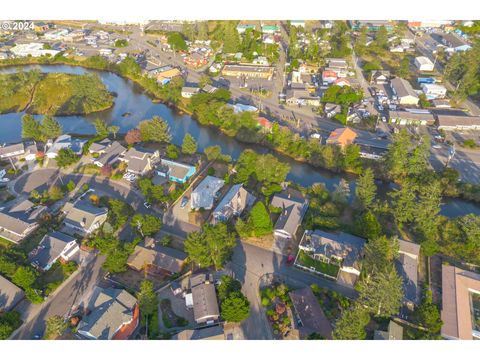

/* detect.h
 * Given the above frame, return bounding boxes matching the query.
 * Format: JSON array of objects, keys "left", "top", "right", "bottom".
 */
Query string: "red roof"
[
  {"left": 257, "top": 117, "right": 273, "bottom": 129},
  {"left": 113, "top": 303, "right": 140, "bottom": 340},
  {"left": 322, "top": 70, "right": 337, "bottom": 78}
]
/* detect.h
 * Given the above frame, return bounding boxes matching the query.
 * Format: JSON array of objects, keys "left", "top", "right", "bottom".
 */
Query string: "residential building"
[
  {"left": 257, "top": 117, "right": 273, "bottom": 132},
  {"left": 181, "top": 86, "right": 200, "bottom": 98},
  {"left": 414, "top": 56, "right": 435, "bottom": 72},
  {"left": 437, "top": 115, "right": 480, "bottom": 130},
  {"left": 127, "top": 238, "right": 187, "bottom": 274},
  {"left": 390, "top": 78, "right": 419, "bottom": 106},
  {"left": 190, "top": 176, "right": 225, "bottom": 210},
  {"left": 432, "top": 99, "right": 452, "bottom": 109},
  {"left": 77, "top": 287, "right": 139, "bottom": 340},
  {"left": 396, "top": 239, "right": 420, "bottom": 308},
  {"left": 421, "top": 83, "right": 447, "bottom": 100},
  {"left": 202, "top": 84, "right": 218, "bottom": 93},
  {"left": 156, "top": 159, "right": 196, "bottom": 184},
  {"left": 173, "top": 325, "right": 225, "bottom": 340},
  {"left": 189, "top": 274, "right": 220, "bottom": 325},
  {"left": 374, "top": 321, "right": 404, "bottom": 340},
  {"left": 62, "top": 201, "right": 108, "bottom": 235},
  {"left": 334, "top": 78, "right": 351, "bottom": 87},
  {"left": 441, "top": 33, "right": 472, "bottom": 52},
  {"left": 350, "top": 20, "right": 394, "bottom": 31},
  {"left": 120, "top": 147, "right": 160, "bottom": 175},
  {"left": 212, "top": 184, "right": 255, "bottom": 224},
  {"left": 89, "top": 139, "right": 112, "bottom": 154},
  {"left": 45, "top": 135, "right": 87, "bottom": 159},
  {"left": 44, "top": 28, "right": 69, "bottom": 40},
  {"left": 289, "top": 287, "right": 333, "bottom": 339},
  {"left": 9, "top": 43, "right": 60, "bottom": 57},
  {"left": 322, "top": 70, "right": 337, "bottom": 84},
  {"left": 0, "top": 198, "right": 47, "bottom": 244},
  {"left": 0, "top": 143, "right": 25, "bottom": 159},
  {"left": 297, "top": 230, "right": 366, "bottom": 285},
  {"left": 63, "top": 29, "right": 86, "bottom": 42},
  {"left": 389, "top": 110, "right": 435, "bottom": 126},
  {"left": 326, "top": 127, "right": 358, "bottom": 147},
  {"left": 441, "top": 265, "right": 480, "bottom": 339},
  {"left": 0, "top": 275, "right": 24, "bottom": 312},
  {"left": 93, "top": 141, "right": 126, "bottom": 167},
  {"left": 29, "top": 231, "right": 79, "bottom": 272},
  {"left": 221, "top": 64, "right": 274, "bottom": 80},
  {"left": 151, "top": 65, "right": 182, "bottom": 85},
  {"left": 290, "top": 20, "right": 306, "bottom": 28},
  {"left": 270, "top": 189, "right": 309, "bottom": 240}
]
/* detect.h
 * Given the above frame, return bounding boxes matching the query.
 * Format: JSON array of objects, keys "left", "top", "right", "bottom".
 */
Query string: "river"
[{"left": 0, "top": 64, "right": 478, "bottom": 218}]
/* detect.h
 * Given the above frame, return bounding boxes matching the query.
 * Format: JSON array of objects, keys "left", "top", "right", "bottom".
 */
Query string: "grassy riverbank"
[{"left": 0, "top": 70, "right": 113, "bottom": 115}]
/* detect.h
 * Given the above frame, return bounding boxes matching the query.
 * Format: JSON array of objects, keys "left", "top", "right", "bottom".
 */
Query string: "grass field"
[
  {"left": 0, "top": 71, "right": 114, "bottom": 115},
  {"left": 296, "top": 250, "right": 340, "bottom": 278}
]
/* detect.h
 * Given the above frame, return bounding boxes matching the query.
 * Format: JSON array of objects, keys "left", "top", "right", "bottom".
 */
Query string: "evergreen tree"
[
  {"left": 332, "top": 305, "right": 370, "bottom": 340},
  {"left": 355, "top": 167, "right": 377, "bottom": 209},
  {"left": 137, "top": 280, "right": 158, "bottom": 317},
  {"left": 41, "top": 115, "right": 62, "bottom": 140},
  {"left": 181, "top": 133, "right": 198, "bottom": 155},
  {"left": 138, "top": 116, "right": 172, "bottom": 143},
  {"left": 21, "top": 114, "right": 42, "bottom": 141},
  {"left": 223, "top": 21, "right": 241, "bottom": 53},
  {"left": 220, "top": 291, "right": 250, "bottom": 323}
]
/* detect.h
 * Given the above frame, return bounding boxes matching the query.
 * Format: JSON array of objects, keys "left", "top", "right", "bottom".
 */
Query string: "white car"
[
  {"left": 0, "top": 178, "right": 9, "bottom": 183},
  {"left": 432, "top": 144, "right": 442, "bottom": 149}
]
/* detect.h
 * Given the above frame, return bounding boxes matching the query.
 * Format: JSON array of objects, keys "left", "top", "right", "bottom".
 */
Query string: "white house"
[
  {"left": 414, "top": 56, "right": 434, "bottom": 72},
  {"left": 45, "top": 135, "right": 87, "bottom": 158},
  {"left": 29, "top": 231, "right": 79, "bottom": 271},
  {"left": 421, "top": 83, "right": 447, "bottom": 100},
  {"left": 181, "top": 86, "right": 200, "bottom": 98},
  {"left": 191, "top": 176, "right": 225, "bottom": 210}
]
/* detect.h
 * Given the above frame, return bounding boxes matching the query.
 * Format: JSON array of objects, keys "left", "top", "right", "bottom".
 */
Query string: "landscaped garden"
[
  {"left": 310, "top": 284, "right": 350, "bottom": 322},
  {"left": 260, "top": 282, "right": 295, "bottom": 339},
  {"left": 296, "top": 250, "right": 340, "bottom": 278},
  {"left": 160, "top": 299, "right": 188, "bottom": 329}
]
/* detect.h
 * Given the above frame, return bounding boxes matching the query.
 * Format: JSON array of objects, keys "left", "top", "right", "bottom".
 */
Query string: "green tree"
[
  {"left": 222, "top": 21, "right": 241, "bottom": 53},
  {"left": 21, "top": 114, "right": 42, "bottom": 141},
  {"left": 138, "top": 116, "right": 172, "bottom": 143},
  {"left": 217, "top": 275, "right": 242, "bottom": 301},
  {"left": 66, "top": 180, "right": 76, "bottom": 192},
  {"left": 108, "top": 125, "right": 120, "bottom": 139},
  {"left": 131, "top": 214, "right": 162, "bottom": 237},
  {"left": 417, "top": 289, "right": 443, "bottom": 338},
  {"left": 166, "top": 144, "right": 179, "bottom": 159},
  {"left": 344, "top": 144, "right": 362, "bottom": 173},
  {"left": 357, "top": 266, "right": 404, "bottom": 317},
  {"left": 0, "top": 311, "right": 22, "bottom": 340},
  {"left": 354, "top": 210, "right": 382, "bottom": 240},
  {"left": 137, "top": 280, "right": 159, "bottom": 317},
  {"left": 355, "top": 167, "right": 377, "bottom": 209},
  {"left": 220, "top": 291, "right": 250, "bottom": 323},
  {"left": 12, "top": 266, "right": 37, "bottom": 290},
  {"left": 167, "top": 32, "right": 188, "bottom": 51},
  {"left": 181, "top": 133, "right": 197, "bottom": 155},
  {"left": 41, "top": 115, "right": 62, "bottom": 140},
  {"left": 385, "top": 128, "right": 411, "bottom": 179},
  {"left": 93, "top": 118, "right": 109, "bottom": 138},
  {"left": 332, "top": 305, "right": 370, "bottom": 340},
  {"left": 390, "top": 179, "right": 418, "bottom": 226},
  {"left": 56, "top": 148, "right": 79, "bottom": 168},
  {"left": 204, "top": 145, "right": 221, "bottom": 161},
  {"left": 415, "top": 180, "right": 442, "bottom": 253},
  {"left": 363, "top": 236, "right": 399, "bottom": 274},
  {"left": 184, "top": 223, "right": 236, "bottom": 270},
  {"left": 44, "top": 315, "right": 67, "bottom": 339}
]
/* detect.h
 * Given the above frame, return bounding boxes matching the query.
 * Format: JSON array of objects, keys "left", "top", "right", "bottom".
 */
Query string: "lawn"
[
  {"left": 0, "top": 236, "right": 13, "bottom": 249},
  {"left": 296, "top": 250, "right": 340, "bottom": 278},
  {"left": 36, "top": 261, "right": 78, "bottom": 296}
]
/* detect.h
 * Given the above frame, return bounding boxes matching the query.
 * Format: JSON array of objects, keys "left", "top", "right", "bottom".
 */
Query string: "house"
[
  {"left": 297, "top": 230, "right": 366, "bottom": 285},
  {"left": 389, "top": 110, "right": 435, "bottom": 126},
  {"left": 326, "top": 127, "right": 358, "bottom": 147},
  {"left": 395, "top": 239, "right": 420, "bottom": 308},
  {"left": 127, "top": 239, "right": 187, "bottom": 274},
  {"left": 9, "top": 43, "right": 60, "bottom": 57},
  {"left": 286, "top": 90, "right": 321, "bottom": 107},
  {"left": 390, "top": 78, "right": 419, "bottom": 106},
  {"left": 29, "top": 231, "right": 79, "bottom": 272},
  {"left": 173, "top": 325, "right": 225, "bottom": 340},
  {"left": 221, "top": 64, "right": 274, "bottom": 80},
  {"left": 153, "top": 65, "right": 182, "bottom": 85},
  {"left": 437, "top": 115, "right": 480, "bottom": 130},
  {"left": 77, "top": 287, "right": 139, "bottom": 340},
  {"left": 120, "top": 147, "right": 160, "bottom": 175},
  {"left": 93, "top": 141, "right": 126, "bottom": 167},
  {"left": 421, "top": 83, "right": 447, "bottom": 100},
  {"left": 227, "top": 103, "right": 258, "bottom": 114},
  {"left": 181, "top": 86, "right": 200, "bottom": 98},
  {"left": 24, "top": 143, "right": 38, "bottom": 161},
  {"left": 257, "top": 117, "right": 273, "bottom": 132},
  {"left": 321, "top": 70, "right": 337, "bottom": 84},
  {"left": 289, "top": 287, "right": 333, "bottom": 339},
  {"left": 0, "top": 275, "right": 24, "bottom": 312},
  {"left": 350, "top": 20, "right": 394, "bottom": 32},
  {"left": 432, "top": 99, "right": 452, "bottom": 109},
  {"left": 99, "top": 48, "right": 113, "bottom": 57},
  {"left": 334, "top": 78, "right": 351, "bottom": 87},
  {"left": 189, "top": 274, "right": 220, "bottom": 325},
  {"left": 156, "top": 159, "right": 196, "bottom": 184},
  {"left": 0, "top": 143, "right": 25, "bottom": 159},
  {"left": 62, "top": 201, "right": 108, "bottom": 236},
  {"left": 89, "top": 139, "right": 112, "bottom": 154},
  {"left": 374, "top": 321, "right": 404, "bottom": 340},
  {"left": 414, "top": 56, "right": 435, "bottom": 72},
  {"left": 212, "top": 184, "right": 255, "bottom": 224},
  {"left": 190, "top": 176, "right": 225, "bottom": 210},
  {"left": 45, "top": 135, "right": 87, "bottom": 159},
  {"left": 270, "top": 189, "right": 309, "bottom": 240},
  {"left": 441, "top": 33, "right": 472, "bottom": 52},
  {"left": 202, "top": 84, "right": 218, "bottom": 94},
  {"left": 0, "top": 198, "right": 47, "bottom": 244},
  {"left": 441, "top": 265, "right": 480, "bottom": 339}
]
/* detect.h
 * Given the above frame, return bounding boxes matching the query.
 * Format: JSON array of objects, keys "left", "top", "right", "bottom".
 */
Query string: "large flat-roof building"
[
  {"left": 222, "top": 64, "right": 274, "bottom": 80},
  {"left": 437, "top": 115, "right": 480, "bottom": 130}
]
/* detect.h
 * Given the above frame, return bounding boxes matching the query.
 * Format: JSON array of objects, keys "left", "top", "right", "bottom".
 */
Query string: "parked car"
[
  {"left": 180, "top": 196, "right": 189, "bottom": 208},
  {"left": 143, "top": 202, "right": 151, "bottom": 209}
]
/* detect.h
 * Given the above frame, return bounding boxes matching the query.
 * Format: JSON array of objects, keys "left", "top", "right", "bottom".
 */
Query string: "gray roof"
[
  {"left": 127, "top": 243, "right": 187, "bottom": 273},
  {"left": 437, "top": 115, "right": 480, "bottom": 128},
  {"left": 390, "top": 77, "right": 418, "bottom": 99},
  {"left": 271, "top": 189, "right": 309, "bottom": 237},
  {"left": 442, "top": 33, "right": 469, "bottom": 48},
  {"left": 191, "top": 281, "right": 220, "bottom": 323},
  {"left": 0, "top": 198, "right": 46, "bottom": 242},
  {"left": 78, "top": 287, "right": 137, "bottom": 340},
  {"left": 374, "top": 321, "right": 404, "bottom": 340},
  {"left": 159, "top": 159, "right": 194, "bottom": 180},
  {"left": 95, "top": 141, "right": 126, "bottom": 166},
  {"left": 63, "top": 201, "right": 108, "bottom": 232},
  {"left": 122, "top": 147, "right": 158, "bottom": 174},
  {"left": 181, "top": 86, "right": 200, "bottom": 93},
  {"left": 191, "top": 176, "right": 225, "bottom": 210},
  {"left": 89, "top": 138, "right": 112, "bottom": 153},
  {"left": 300, "top": 230, "right": 366, "bottom": 270},
  {"left": 46, "top": 134, "right": 87, "bottom": 155},
  {"left": 389, "top": 110, "right": 435, "bottom": 123},
  {"left": 398, "top": 239, "right": 421, "bottom": 257},
  {"left": 29, "top": 231, "right": 77, "bottom": 270},
  {"left": 223, "top": 64, "right": 274, "bottom": 73},
  {"left": 0, "top": 143, "right": 25, "bottom": 157},
  {"left": 0, "top": 275, "right": 24, "bottom": 311},
  {"left": 396, "top": 240, "right": 420, "bottom": 305},
  {"left": 212, "top": 184, "right": 255, "bottom": 222},
  {"left": 173, "top": 325, "right": 225, "bottom": 340}
]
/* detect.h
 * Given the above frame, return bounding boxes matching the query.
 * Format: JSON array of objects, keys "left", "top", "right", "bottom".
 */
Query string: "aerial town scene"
[{"left": 0, "top": 16, "right": 480, "bottom": 346}]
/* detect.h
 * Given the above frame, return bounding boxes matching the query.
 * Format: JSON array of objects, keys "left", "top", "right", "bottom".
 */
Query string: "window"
[{"left": 470, "top": 291, "right": 480, "bottom": 337}]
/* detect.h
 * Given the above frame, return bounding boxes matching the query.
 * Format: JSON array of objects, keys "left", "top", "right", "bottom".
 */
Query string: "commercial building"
[
  {"left": 9, "top": 42, "right": 60, "bottom": 57},
  {"left": 414, "top": 56, "right": 435, "bottom": 72},
  {"left": 389, "top": 110, "right": 435, "bottom": 126},
  {"left": 437, "top": 115, "right": 480, "bottom": 130},
  {"left": 221, "top": 64, "right": 274, "bottom": 80}
]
